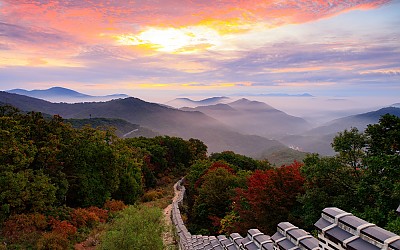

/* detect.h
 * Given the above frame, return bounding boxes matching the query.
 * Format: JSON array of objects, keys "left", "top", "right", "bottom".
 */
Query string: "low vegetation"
[{"left": 98, "top": 205, "right": 164, "bottom": 250}]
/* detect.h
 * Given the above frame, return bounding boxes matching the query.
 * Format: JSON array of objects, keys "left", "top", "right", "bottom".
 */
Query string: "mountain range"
[
  {"left": 280, "top": 106, "right": 400, "bottom": 155},
  {"left": 6, "top": 87, "right": 129, "bottom": 103},
  {"left": 0, "top": 91, "right": 291, "bottom": 160},
  {"left": 1, "top": 87, "right": 398, "bottom": 158},
  {"left": 236, "top": 93, "right": 313, "bottom": 97},
  {"left": 181, "top": 98, "right": 311, "bottom": 138}
]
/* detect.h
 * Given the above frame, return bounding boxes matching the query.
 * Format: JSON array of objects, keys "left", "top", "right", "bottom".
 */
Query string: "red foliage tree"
[{"left": 232, "top": 161, "right": 305, "bottom": 234}]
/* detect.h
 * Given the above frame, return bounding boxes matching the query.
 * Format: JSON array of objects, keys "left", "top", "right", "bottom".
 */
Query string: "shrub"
[
  {"left": 98, "top": 205, "right": 163, "bottom": 250},
  {"left": 70, "top": 208, "right": 99, "bottom": 228},
  {"left": 43, "top": 205, "right": 73, "bottom": 221},
  {"left": 49, "top": 219, "right": 77, "bottom": 239},
  {"left": 386, "top": 217, "right": 400, "bottom": 235},
  {"left": 86, "top": 206, "right": 109, "bottom": 223},
  {"left": 2, "top": 213, "right": 47, "bottom": 244},
  {"left": 103, "top": 200, "right": 126, "bottom": 213},
  {"left": 36, "top": 232, "right": 69, "bottom": 250},
  {"left": 141, "top": 190, "right": 163, "bottom": 202}
]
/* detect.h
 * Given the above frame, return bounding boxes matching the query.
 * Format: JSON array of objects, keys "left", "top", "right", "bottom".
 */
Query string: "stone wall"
[{"left": 170, "top": 179, "right": 400, "bottom": 250}]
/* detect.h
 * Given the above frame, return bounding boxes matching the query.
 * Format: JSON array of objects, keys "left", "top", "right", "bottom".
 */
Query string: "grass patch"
[
  {"left": 98, "top": 205, "right": 164, "bottom": 250},
  {"left": 142, "top": 182, "right": 175, "bottom": 209}
]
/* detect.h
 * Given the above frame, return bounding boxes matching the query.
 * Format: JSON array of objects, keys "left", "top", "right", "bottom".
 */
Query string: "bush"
[
  {"left": 141, "top": 190, "right": 163, "bottom": 202},
  {"left": 2, "top": 213, "right": 47, "bottom": 244},
  {"left": 86, "top": 206, "right": 109, "bottom": 223},
  {"left": 98, "top": 205, "right": 164, "bottom": 250},
  {"left": 43, "top": 205, "right": 73, "bottom": 221},
  {"left": 70, "top": 208, "right": 100, "bottom": 228},
  {"left": 36, "top": 232, "right": 69, "bottom": 250},
  {"left": 49, "top": 219, "right": 77, "bottom": 239},
  {"left": 386, "top": 217, "right": 400, "bottom": 235},
  {"left": 103, "top": 200, "right": 127, "bottom": 213}
]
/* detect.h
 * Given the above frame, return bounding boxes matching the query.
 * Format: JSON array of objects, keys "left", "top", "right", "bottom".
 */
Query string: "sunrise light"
[{"left": 116, "top": 26, "right": 222, "bottom": 53}]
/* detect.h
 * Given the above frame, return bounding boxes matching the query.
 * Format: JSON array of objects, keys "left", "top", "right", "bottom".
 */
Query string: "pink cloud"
[
  {"left": 0, "top": 0, "right": 392, "bottom": 68},
  {"left": 1, "top": 0, "right": 390, "bottom": 34}
]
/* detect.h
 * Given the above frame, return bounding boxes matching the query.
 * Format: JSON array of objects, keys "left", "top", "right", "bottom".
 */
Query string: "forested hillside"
[
  {"left": 0, "top": 91, "right": 287, "bottom": 157},
  {"left": 0, "top": 105, "right": 207, "bottom": 249}
]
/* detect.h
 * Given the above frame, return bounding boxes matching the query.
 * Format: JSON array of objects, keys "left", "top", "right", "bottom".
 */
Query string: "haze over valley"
[{"left": 2, "top": 87, "right": 398, "bottom": 158}]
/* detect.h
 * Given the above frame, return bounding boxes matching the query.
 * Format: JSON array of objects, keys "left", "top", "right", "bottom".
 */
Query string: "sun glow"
[{"left": 116, "top": 26, "right": 222, "bottom": 53}]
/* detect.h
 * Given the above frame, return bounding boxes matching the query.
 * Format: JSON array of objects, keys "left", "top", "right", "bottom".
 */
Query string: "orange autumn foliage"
[{"left": 103, "top": 199, "right": 127, "bottom": 213}]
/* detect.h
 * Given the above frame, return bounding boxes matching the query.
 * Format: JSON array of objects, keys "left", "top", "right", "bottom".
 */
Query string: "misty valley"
[{"left": 2, "top": 88, "right": 400, "bottom": 160}]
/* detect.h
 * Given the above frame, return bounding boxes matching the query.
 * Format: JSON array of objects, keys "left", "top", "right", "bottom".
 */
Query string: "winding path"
[{"left": 163, "top": 181, "right": 182, "bottom": 249}]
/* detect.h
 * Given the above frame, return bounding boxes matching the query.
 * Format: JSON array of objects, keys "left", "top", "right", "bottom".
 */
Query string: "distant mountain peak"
[
  {"left": 6, "top": 86, "right": 129, "bottom": 103},
  {"left": 390, "top": 103, "right": 400, "bottom": 108},
  {"left": 260, "top": 93, "right": 314, "bottom": 97},
  {"left": 228, "top": 98, "right": 274, "bottom": 110},
  {"left": 230, "top": 93, "right": 313, "bottom": 97},
  {"left": 166, "top": 96, "right": 230, "bottom": 108}
]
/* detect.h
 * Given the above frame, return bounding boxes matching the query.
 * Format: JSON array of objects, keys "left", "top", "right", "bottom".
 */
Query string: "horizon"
[
  {"left": 3, "top": 85, "right": 399, "bottom": 125},
  {"left": 1, "top": 0, "right": 399, "bottom": 101}
]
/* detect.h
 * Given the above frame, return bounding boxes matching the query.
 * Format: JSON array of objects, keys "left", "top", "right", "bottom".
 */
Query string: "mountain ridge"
[
  {"left": 182, "top": 98, "right": 311, "bottom": 138},
  {"left": 280, "top": 106, "right": 400, "bottom": 155},
  {"left": 0, "top": 91, "right": 287, "bottom": 157},
  {"left": 166, "top": 96, "right": 230, "bottom": 108},
  {"left": 6, "top": 86, "right": 129, "bottom": 103}
]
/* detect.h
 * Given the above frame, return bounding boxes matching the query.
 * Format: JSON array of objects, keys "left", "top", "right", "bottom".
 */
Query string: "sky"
[{"left": 0, "top": 0, "right": 399, "bottom": 103}]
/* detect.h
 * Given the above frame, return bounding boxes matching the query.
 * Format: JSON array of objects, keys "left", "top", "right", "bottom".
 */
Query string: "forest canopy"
[{"left": 0, "top": 105, "right": 207, "bottom": 248}]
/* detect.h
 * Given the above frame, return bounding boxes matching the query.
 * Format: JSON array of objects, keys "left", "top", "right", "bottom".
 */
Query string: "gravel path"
[{"left": 162, "top": 182, "right": 181, "bottom": 249}]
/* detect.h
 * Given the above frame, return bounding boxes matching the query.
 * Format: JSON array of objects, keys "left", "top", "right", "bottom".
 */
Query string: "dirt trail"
[{"left": 162, "top": 182, "right": 181, "bottom": 249}]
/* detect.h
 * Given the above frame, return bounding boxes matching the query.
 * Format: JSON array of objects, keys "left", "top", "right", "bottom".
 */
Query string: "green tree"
[
  {"left": 300, "top": 114, "right": 400, "bottom": 229},
  {"left": 63, "top": 127, "right": 120, "bottom": 207},
  {"left": 188, "top": 138, "right": 208, "bottom": 162},
  {"left": 191, "top": 165, "right": 240, "bottom": 234},
  {"left": 186, "top": 159, "right": 213, "bottom": 191},
  {"left": 331, "top": 127, "right": 367, "bottom": 170},
  {"left": 0, "top": 169, "right": 56, "bottom": 215},
  {"left": 299, "top": 154, "right": 359, "bottom": 228},
  {"left": 210, "top": 151, "right": 271, "bottom": 171},
  {"left": 357, "top": 114, "right": 400, "bottom": 226},
  {"left": 112, "top": 141, "right": 143, "bottom": 204},
  {"left": 365, "top": 114, "right": 400, "bottom": 156}
]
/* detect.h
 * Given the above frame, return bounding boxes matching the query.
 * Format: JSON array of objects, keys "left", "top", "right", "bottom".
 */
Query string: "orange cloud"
[
  {"left": 1, "top": 0, "right": 390, "bottom": 39},
  {"left": 0, "top": 0, "right": 392, "bottom": 65}
]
